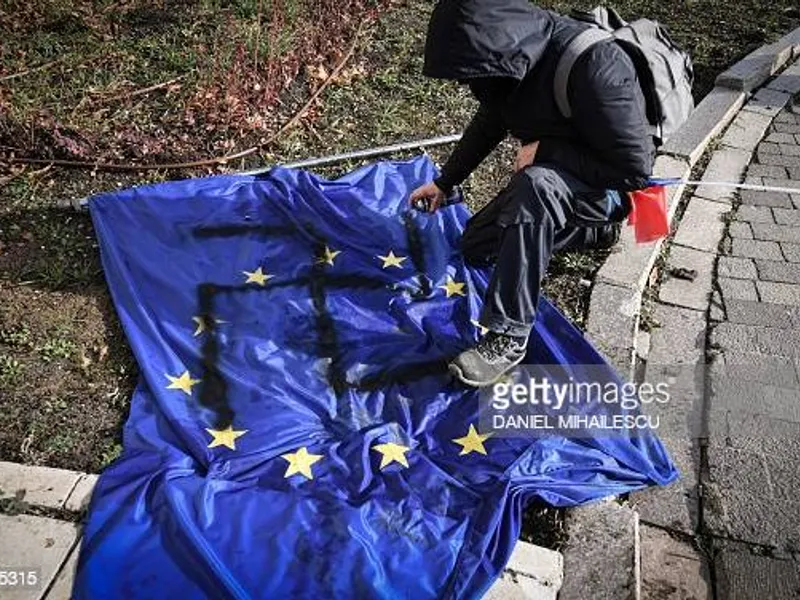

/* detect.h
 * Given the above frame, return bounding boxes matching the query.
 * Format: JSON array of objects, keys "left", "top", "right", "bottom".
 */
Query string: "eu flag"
[{"left": 75, "top": 155, "right": 676, "bottom": 599}]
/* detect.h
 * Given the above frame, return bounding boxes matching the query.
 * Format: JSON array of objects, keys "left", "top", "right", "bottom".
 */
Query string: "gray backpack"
[{"left": 554, "top": 6, "right": 694, "bottom": 146}]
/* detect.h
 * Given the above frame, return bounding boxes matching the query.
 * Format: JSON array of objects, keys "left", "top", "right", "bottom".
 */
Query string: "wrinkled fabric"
[
  {"left": 425, "top": 0, "right": 654, "bottom": 192},
  {"left": 75, "top": 156, "right": 676, "bottom": 600}
]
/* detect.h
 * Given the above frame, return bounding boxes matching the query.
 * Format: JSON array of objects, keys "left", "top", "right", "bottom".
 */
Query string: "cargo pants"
[{"left": 461, "top": 163, "right": 630, "bottom": 338}]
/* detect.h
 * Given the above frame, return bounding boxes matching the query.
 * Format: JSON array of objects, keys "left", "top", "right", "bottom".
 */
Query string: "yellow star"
[
  {"left": 452, "top": 425, "right": 491, "bottom": 456},
  {"left": 165, "top": 371, "right": 201, "bottom": 396},
  {"left": 243, "top": 266, "right": 273, "bottom": 286},
  {"left": 377, "top": 251, "right": 408, "bottom": 269},
  {"left": 471, "top": 319, "right": 490, "bottom": 335},
  {"left": 205, "top": 425, "right": 248, "bottom": 450},
  {"left": 440, "top": 276, "right": 466, "bottom": 298},
  {"left": 282, "top": 447, "right": 324, "bottom": 480},
  {"left": 317, "top": 245, "right": 341, "bottom": 266},
  {"left": 373, "top": 442, "right": 411, "bottom": 469}
]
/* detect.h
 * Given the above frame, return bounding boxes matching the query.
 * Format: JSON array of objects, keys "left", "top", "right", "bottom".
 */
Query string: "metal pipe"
[
  {"left": 64, "top": 133, "right": 463, "bottom": 211},
  {"left": 245, "top": 133, "right": 462, "bottom": 173}
]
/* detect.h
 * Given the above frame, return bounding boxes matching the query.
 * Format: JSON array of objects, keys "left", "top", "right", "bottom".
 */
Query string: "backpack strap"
[{"left": 554, "top": 28, "right": 614, "bottom": 119}]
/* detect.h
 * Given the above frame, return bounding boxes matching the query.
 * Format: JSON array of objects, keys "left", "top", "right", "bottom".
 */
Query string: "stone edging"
[{"left": 585, "top": 25, "right": 800, "bottom": 380}]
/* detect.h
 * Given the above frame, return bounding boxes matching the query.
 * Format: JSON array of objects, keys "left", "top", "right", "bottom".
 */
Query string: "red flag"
[{"left": 627, "top": 186, "right": 669, "bottom": 243}]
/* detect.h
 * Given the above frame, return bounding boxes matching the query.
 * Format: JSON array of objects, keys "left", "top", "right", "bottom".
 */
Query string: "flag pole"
[{"left": 60, "top": 133, "right": 463, "bottom": 212}]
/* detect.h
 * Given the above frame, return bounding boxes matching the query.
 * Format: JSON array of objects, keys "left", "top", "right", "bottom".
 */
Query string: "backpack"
[{"left": 553, "top": 6, "right": 694, "bottom": 146}]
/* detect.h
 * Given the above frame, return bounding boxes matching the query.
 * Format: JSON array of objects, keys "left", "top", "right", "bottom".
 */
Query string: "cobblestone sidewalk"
[{"left": 633, "top": 95, "right": 800, "bottom": 597}]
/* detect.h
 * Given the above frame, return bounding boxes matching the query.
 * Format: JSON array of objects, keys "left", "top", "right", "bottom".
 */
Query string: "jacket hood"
[{"left": 423, "top": 0, "right": 555, "bottom": 81}]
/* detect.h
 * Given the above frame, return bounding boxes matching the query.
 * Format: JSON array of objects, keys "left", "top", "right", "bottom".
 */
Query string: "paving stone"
[
  {"left": 781, "top": 242, "right": 800, "bottom": 262},
  {"left": 734, "top": 204, "right": 774, "bottom": 224},
  {"left": 772, "top": 207, "right": 800, "bottom": 225},
  {"left": 635, "top": 306, "right": 705, "bottom": 532},
  {"left": 727, "top": 221, "right": 753, "bottom": 239},
  {"left": 659, "top": 246, "right": 714, "bottom": 311},
  {"left": 790, "top": 165, "right": 800, "bottom": 178},
  {"left": 486, "top": 542, "right": 564, "bottom": 600},
  {"left": 0, "top": 462, "right": 81, "bottom": 509},
  {"left": 743, "top": 175, "right": 764, "bottom": 186},
  {"left": 747, "top": 163, "right": 788, "bottom": 178},
  {"left": 45, "top": 542, "right": 79, "bottom": 600},
  {"left": 559, "top": 501, "right": 639, "bottom": 600},
  {"left": 780, "top": 143, "right": 800, "bottom": 156},
  {"left": 761, "top": 176, "right": 800, "bottom": 190},
  {"left": 759, "top": 178, "right": 800, "bottom": 207},
  {"left": 640, "top": 526, "right": 712, "bottom": 600},
  {"left": 710, "top": 374, "right": 800, "bottom": 423},
  {"left": 725, "top": 298, "right": 800, "bottom": 327},
  {"left": 766, "top": 132, "right": 797, "bottom": 144},
  {"left": 739, "top": 189, "right": 793, "bottom": 208},
  {"left": 775, "top": 110, "right": 800, "bottom": 125},
  {"left": 756, "top": 142, "right": 781, "bottom": 155},
  {"left": 505, "top": 542, "right": 564, "bottom": 587},
  {"left": 705, "top": 418, "right": 800, "bottom": 552},
  {"left": 713, "top": 352, "right": 800, "bottom": 390},
  {"left": 715, "top": 541, "right": 800, "bottom": 600},
  {"left": 773, "top": 121, "right": 800, "bottom": 135},
  {"left": 757, "top": 150, "right": 800, "bottom": 168},
  {"left": 504, "top": 542, "right": 563, "bottom": 598},
  {"left": 631, "top": 433, "right": 700, "bottom": 533},
  {"left": 716, "top": 37, "right": 795, "bottom": 91},
  {"left": 745, "top": 87, "right": 793, "bottom": 118},
  {"left": 0, "top": 514, "right": 79, "bottom": 600},
  {"left": 694, "top": 147, "right": 750, "bottom": 204},
  {"left": 718, "top": 256, "right": 757, "bottom": 279},
  {"left": 756, "top": 259, "right": 800, "bottom": 284},
  {"left": 585, "top": 282, "right": 638, "bottom": 377},
  {"left": 730, "top": 238, "right": 783, "bottom": 260},
  {"left": 661, "top": 87, "right": 745, "bottom": 163},
  {"left": 673, "top": 197, "right": 728, "bottom": 251},
  {"left": 718, "top": 277, "right": 758, "bottom": 302},
  {"left": 63, "top": 474, "right": 98, "bottom": 512},
  {"left": 720, "top": 110, "right": 773, "bottom": 151},
  {"left": 711, "top": 321, "right": 800, "bottom": 357},
  {"left": 758, "top": 280, "right": 800, "bottom": 306},
  {"left": 752, "top": 222, "right": 800, "bottom": 243},
  {"left": 646, "top": 304, "right": 707, "bottom": 437}
]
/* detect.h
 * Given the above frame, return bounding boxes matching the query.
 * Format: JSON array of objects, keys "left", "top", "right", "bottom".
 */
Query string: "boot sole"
[{"left": 448, "top": 353, "right": 527, "bottom": 388}]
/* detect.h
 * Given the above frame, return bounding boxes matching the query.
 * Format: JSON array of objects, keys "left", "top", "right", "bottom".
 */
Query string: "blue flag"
[{"left": 75, "top": 156, "right": 676, "bottom": 599}]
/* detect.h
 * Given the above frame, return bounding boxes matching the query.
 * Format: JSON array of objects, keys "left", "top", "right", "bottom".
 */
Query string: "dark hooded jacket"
[{"left": 424, "top": 0, "right": 655, "bottom": 193}]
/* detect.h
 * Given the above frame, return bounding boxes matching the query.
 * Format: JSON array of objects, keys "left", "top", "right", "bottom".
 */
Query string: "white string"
[{"left": 682, "top": 179, "right": 800, "bottom": 195}]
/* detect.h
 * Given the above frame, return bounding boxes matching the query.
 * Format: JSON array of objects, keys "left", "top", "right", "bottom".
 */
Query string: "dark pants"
[{"left": 461, "top": 164, "right": 629, "bottom": 337}]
